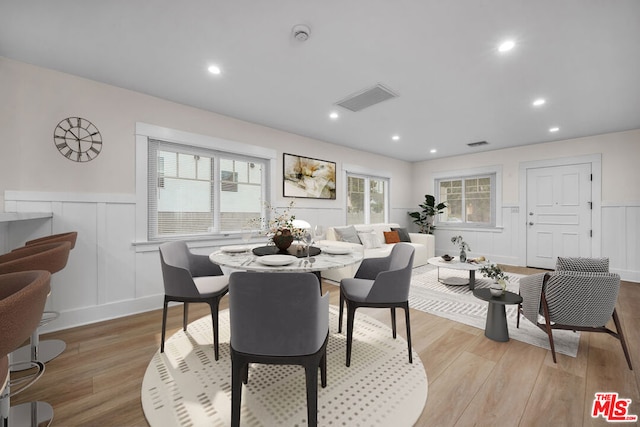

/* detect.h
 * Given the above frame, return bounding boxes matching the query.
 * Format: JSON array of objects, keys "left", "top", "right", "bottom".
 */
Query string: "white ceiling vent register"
[{"left": 336, "top": 84, "right": 398, "bottom": 112}]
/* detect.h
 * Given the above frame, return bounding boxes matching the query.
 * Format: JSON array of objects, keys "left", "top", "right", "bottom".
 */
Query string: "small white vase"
[{"left": 489, "top": 284, "right": 503, "bottom": 297}]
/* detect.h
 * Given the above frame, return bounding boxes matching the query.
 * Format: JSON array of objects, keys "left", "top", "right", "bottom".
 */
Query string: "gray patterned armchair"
[{"left": 517, "top": 257, "right": 632, "bottom": 370}]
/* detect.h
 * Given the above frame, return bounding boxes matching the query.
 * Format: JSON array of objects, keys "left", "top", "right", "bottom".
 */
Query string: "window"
[
  {"left": 346, "top": 174, "right": 388, "bottom": 224},
  {"left": 148, "top": 139, "right": 267, "bottom": 239},
  {"left": 436, "top": 173, "right": 496, "bottom": 227}
]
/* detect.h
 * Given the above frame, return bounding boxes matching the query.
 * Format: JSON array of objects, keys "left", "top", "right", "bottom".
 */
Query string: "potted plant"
[
  {"left": 408, "top": 194, "right": 447, "bottom": 234},
  {"left": 479, "top": 263, "right": 510, "bottom": 296},
  {"left": 451, "top": 235, "right": 470, "bottom": 262},
  {"left": 249, "top": 200, "right": 306, "bottom": 251}
]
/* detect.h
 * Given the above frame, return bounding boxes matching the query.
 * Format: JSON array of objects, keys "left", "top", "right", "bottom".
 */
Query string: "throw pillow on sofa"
[
  {"left": 358, "top": 231, "right": 382, "bottom": 249},
  {"left": 391, "top": 227, "right": 411, "bottom": 242},
  {"left": 383, "top": 230, "right": 401, "bottom": 244},
  {"left": 334, "top": 225, "right": 361, "bottom": 244}
]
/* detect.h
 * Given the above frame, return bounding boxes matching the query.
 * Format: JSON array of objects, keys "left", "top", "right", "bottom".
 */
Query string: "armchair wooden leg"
[
  {"left": 612, "top": 309, "right": 633, "bottom": 370},
  {"left": 404, "top": 303, "right": 412, "bottom": 364},
  {"left": 541, "top": 293, "right": 557, "bottom": 363}
]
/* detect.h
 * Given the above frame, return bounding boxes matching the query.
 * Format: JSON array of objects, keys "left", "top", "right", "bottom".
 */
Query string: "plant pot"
[
  {"left": 272, "top": 229, "right": 294, "bottom": 251},
  {"left": 489, "top": 285, "right": 503, "bottom": 297}
]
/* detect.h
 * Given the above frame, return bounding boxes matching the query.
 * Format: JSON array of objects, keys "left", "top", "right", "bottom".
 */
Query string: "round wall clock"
[{"left": 53, "top": 117, "right": 102, "bottom": 162}]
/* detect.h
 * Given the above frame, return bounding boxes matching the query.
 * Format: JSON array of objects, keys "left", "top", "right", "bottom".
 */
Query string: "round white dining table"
[{"left": 209, "top": 244, "right": 364, "bottom": 274}]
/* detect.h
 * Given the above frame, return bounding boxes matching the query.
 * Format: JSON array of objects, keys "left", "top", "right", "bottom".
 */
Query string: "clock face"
[{"left": 54, "top": 117, "right": 102, "bottom": 162}]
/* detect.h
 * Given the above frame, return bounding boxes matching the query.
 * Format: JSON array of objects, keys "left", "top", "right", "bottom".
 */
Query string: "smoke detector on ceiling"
[{"left": 292, "top": 24, "right": 311, "bottom": 41}]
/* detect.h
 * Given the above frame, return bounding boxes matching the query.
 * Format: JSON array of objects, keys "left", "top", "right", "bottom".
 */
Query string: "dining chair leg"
[
  {"left": 338, "top": 290, "right": 345, "bottom": 333},
  {"left": 404, "top": 302, "right": 412, "bottom": 364},
  {"left": 304, "top": 362, "right": 319, "bottom": 427},
  {"left": 183, "top": 302, "right": 189, "bottom": 331},
  {"left": 346, "top": 302, "right": 357, "bottom": 367},
  {"left": 208, "top": 298, "right": 221, "bottom": 361},
  {"left": 390, "top": 307, "right": 397, "bottom": 339},
  {"left": 320, "top": 350, "right": 327, "bottom": 387},
  {"left": 160, "top": 298, "right": 169, "bottom": 353},
  {"left": 230, "top": 351, "right": 244, "bottom": 427}
]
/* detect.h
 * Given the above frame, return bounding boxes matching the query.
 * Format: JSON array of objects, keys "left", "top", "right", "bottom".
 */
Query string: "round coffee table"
[
  {"left": 427, "top": 256, "right": 485, "bottom": 290},
  {"left": 473, "top": 288, "right": 523, "bottom": 342}
]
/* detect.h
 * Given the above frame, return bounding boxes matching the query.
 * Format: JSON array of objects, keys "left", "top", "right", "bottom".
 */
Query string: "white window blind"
[{"left": 148, "top": 139, "right": 267, "bottom": 240}]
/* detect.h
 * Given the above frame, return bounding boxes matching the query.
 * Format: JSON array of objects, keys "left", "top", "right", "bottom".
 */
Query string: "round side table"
[{"left": 473, "top": 288, "right": 523, "bottom": 342}]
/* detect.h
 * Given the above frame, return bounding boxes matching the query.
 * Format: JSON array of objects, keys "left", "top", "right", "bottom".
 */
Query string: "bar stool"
[
  {"left": 0, "top": 270, "right": 52, "bottom": 427},
  {"left": 11, "top": 232, "right": 77, "bottom": 365}
]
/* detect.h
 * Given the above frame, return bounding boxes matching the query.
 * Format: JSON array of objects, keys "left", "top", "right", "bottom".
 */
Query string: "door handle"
[{"left": 529, "top": 222, "right": 534, "bottom": 226}]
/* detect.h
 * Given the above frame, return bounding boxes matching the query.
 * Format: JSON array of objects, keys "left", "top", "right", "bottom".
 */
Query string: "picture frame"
[{"left": 283, "top": 153, "right": 336, "bottom": 199}]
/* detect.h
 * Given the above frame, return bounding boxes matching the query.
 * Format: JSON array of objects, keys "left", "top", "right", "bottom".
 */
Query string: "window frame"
[
  {"left": 135, "top": 123, "right": 277, "bottom": 245},
  {"left": 433, "top": 165, "right": 503, "bottom": 230},
  {"left": 343, "top": 163, "right": 391, "bottom": 225}
]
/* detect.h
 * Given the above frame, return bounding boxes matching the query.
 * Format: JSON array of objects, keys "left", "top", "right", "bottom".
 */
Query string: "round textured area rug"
[{"left": 142, "top": 306, "right": 427, "bottom": 427}]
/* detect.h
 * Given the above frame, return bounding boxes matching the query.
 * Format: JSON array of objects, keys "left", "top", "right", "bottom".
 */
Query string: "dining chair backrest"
[
  {"left": 367, "top": 243, "right": 415, "bottom": 303},
  {"left": 229, "top": 272, "right": 329, "bottom": 357},
  {"left": 159, "top": 241, "right": 224, "bottom": 298},
  {"left": 0, "top": 242, "right": 72, "bottom": 276}
]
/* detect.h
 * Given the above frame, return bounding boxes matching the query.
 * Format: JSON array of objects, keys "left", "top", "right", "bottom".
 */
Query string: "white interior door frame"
[{"left": 518, "top": 154, "right": 602, "bottom": 266}]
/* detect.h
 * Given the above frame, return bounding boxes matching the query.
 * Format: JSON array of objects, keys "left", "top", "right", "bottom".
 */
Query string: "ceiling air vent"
[
  {"left": 336, "top": 84, "right": 398, "bottom": 112},
  {"left": 467, "top": 141, "right": 489, "bottom": 147}
]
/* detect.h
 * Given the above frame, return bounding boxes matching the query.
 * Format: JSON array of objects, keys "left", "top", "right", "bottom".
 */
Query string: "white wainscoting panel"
[{"left": 602, "top": 204, "right": 640, "bottom": 282}]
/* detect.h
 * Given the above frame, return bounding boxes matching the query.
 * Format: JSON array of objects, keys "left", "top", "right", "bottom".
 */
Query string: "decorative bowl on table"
[{"left": 441, "top": 254, "right": 453, "bottom": 262}]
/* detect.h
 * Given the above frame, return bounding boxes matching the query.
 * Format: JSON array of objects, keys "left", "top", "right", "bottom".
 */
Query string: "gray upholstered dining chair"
[
  {"left": 518, "top": 257, "right": 632, "bottom": 369},
  {"left": 338, "top": 242, "right": 415, "bottom": 366},
  {"left": 158, "top": 241, "right": 228, "bottom": 360},
  {"left": 228, "top": 272, "right": 329, "bottom": 427},
  {"left": 0, "top": 270, "right": 52, "bottom": 427}
]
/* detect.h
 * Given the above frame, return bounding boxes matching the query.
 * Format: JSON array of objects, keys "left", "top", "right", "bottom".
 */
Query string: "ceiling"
[{"left": 2, "top": 1, "right": 639, "bottom": 162}]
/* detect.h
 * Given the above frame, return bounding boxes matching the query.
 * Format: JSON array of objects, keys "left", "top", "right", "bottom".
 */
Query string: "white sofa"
[{"left": 318, "top": 223, "right": 434, "bottom": 282}]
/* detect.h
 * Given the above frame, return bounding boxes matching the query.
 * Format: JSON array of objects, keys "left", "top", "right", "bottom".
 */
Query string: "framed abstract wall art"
[{"left": 283, "top": 153, "right": 336, "bottom": 199}]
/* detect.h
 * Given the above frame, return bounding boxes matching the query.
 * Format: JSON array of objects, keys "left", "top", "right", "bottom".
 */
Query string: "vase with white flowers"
[
  {"left": 479, "top": 264, "right": 510, "bottom": 296},
  {"left": 249, "top": 200, "right": 306, "bottom": 251},
  {"left": 451, "top": 235, "right": 470, "bottom": 262}
]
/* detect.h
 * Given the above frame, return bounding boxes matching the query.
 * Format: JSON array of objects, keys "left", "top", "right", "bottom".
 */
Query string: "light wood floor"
[{"left": 11, "top": 266, "right": 640, "bottom": 426}]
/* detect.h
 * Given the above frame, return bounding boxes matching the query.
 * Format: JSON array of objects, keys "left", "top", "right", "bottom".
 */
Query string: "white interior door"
[{"left": 526, "top": 163, "right": 592, "bottom": 269}]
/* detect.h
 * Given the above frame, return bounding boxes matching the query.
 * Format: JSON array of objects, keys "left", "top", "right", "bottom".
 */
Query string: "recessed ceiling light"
[
  {"left": 549, "top": 127, "right": 560, "bottom": 132},
  {"left": 392, "top": 135, "right": 400, "bottom": 141},
  {"left": 532, "top": 98, "right": 546, "bottom": 107},
  {"left": 430, "top": 149, "right": 437, "bottom": 154},
  {"left": 207, "top": 65, "right": 221, "bottom": 75},
  {"left": 329, "top": 112, "right": 339, "bottom": 120},
  {"left": 498, "top": 40, "right": 515, "bottom": 52}
]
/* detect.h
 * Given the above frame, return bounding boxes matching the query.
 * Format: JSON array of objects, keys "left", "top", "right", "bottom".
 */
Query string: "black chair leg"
[
  {"left": 320, "top": 351, "right": 327, "bottom": 387},
  {"left": 304, "top": 362, "right": 318, "bottom": 427},
  {"left": 404, "top": 303, "right": 412, "bottom": 364},
  {"left": 160, "top": 298, "right": 169, "bottom": 353},
  {"left": 209, "top": 298, "right": 221, "bottom": 360},
  {"left": 183, "top": 302, "right": 190, "bottom": 331},
  {"left": 230, "top": 351, "right": 244, "bottom": 427},
  {"left": 338, "top": 291, "right": 344, "bottom": 333},
  {"left": 346, "top": 303, "right": 357, "bottom": 367},
  {"left": 391, "top": 307, "right": 397, "bottom": 339}
]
